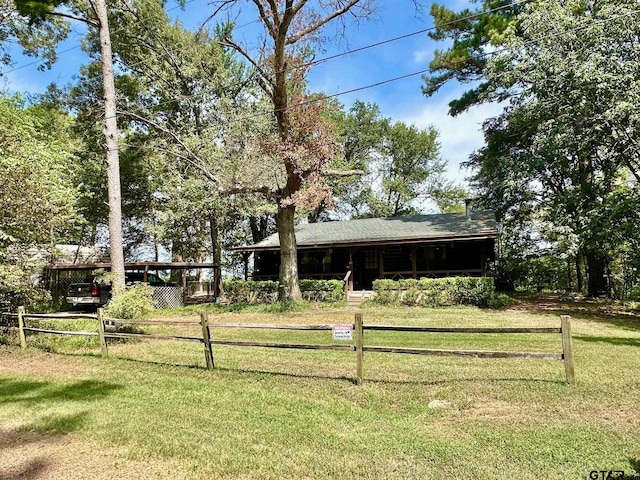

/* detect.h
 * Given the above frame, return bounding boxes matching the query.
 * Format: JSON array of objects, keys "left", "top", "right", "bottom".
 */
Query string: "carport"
[{"left": 45, "top": 261, "right": 220, "bottom": 307}]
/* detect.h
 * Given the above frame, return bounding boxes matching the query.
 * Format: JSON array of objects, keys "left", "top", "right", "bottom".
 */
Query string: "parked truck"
[{"left": 65, "top": 272, "right": 176, "bottom": 308}]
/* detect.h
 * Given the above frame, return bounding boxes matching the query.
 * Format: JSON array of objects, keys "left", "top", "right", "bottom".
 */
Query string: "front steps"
[{"left": 347, "top": 290, "right": 375, "bottom": 306}]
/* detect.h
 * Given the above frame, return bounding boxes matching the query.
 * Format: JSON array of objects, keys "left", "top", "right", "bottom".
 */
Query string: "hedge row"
[
  {"left": 222, "top": 279, "right": 344, "bottom": 304},
  {"left": 372, "top": 277, "right": 495, "bottom": 307}
]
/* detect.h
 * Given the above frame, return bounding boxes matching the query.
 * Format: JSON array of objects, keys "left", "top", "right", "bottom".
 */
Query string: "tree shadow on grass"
[
  {"left": 507, "top": 294, "right": 640, "bottom": 332},
  {"left": 0, "top": 457, "right": 48, "bottom": 480},
  {"left": 0, "top": 378, "right": 122, "bottom": 479},
  {"left": 573, "top": 335, "right": 640, "bottom": 348},
  {"left": 0, "top": 378, "right": 122, "bottom": 407},
  {"left": 0, "top": 412, "right": 91, "bottom": 480},
  {"left": 211, "top": 365, "right": 566, "bottom": 386},
  {"left": 59, "top": 352, "right": 568, "bottom": 387}
]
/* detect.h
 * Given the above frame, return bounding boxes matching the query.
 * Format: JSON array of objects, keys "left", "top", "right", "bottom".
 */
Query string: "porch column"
[
  {"left": 411, "top": 246, "right": 418, "bottom": 279},
  {"left": 348, "top": 248, "right": 355, "bottom": 291},
  {"left": 182, "top": 267, "right": 187, "bottom": 302},
  {"left": 481, "top": 250, "right": 487, "bottom": 277},
  {"left": 54, "top": 270, "right": 60, "bottom": 306},
  {"left": 378, "top": 248, "right": 385, "bottom": 280},
  {"left": 243, "top": 253, "right": 250, "bottom": 281}
]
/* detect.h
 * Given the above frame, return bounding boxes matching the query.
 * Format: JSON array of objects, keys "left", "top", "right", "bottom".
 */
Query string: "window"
[{"left": 364, "top": 250, "right": 378, "bottom": 269}]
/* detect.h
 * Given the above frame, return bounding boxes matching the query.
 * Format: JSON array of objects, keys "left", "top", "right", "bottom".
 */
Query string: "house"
[{"left": 235, "top": 208, "right": 499, "bottom": 291}]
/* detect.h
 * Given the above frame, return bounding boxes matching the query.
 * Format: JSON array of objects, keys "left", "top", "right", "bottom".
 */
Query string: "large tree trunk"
[
  {"left": 586, "top": 251, "right": 607, "bottom": 297},
  {"left": 575, "top": 255, "right": 583, "bottom": 293},
  {"left": 96, "top": 0, "right": 125, "bottom": 296},
  {"left": 276, "top": 203, "right": 302, "bottom": 302},
  {"left": 209, "top": 212, "right": 222, "bottom": 299}
]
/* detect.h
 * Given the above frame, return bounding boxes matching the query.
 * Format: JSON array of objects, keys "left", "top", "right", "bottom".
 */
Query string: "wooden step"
[{"left": 347, "top": 290, "right": 375, "bottom": 305}]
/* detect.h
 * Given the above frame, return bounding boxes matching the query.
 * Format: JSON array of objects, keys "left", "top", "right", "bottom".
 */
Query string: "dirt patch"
[
  {"left": 0, "top": 350, "right": 93, "bottom": 380},
  {"left": 0, "top": 426, "right": 183, "bottom": 480},
  {"left": 459, "top": 399, "right": 525, "bottom": 422},
  {"left": 508, "top": 295, "right": 640, "bottom": 324}
]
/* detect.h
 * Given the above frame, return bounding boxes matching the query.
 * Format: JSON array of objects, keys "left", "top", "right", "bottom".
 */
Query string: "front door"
[{"left": 353, "top": 248, "right": 379, "bottom": 290}]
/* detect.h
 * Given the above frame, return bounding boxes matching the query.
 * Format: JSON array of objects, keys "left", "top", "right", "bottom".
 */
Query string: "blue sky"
[{"left": 2, "top": 0, "right": 504, "bottom": 195}]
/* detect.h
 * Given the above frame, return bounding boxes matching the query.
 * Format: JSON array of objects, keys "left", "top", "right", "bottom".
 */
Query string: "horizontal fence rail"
[
  {"left": 362, "top": 346, "right": 562, "bottom": 360},
  {"left": 11, "top": 307, "right": 575, "bottom": 385}
]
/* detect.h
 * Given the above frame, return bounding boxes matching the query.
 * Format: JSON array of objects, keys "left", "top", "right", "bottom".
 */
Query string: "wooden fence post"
[
  {"left": 201, "top": 312, "right": 214, "bottom": 369},
  {"left": 97, "top": 308, "right": 109, "bottom": 357},
  {"left": 560, "top": 315, "right": 575, "bottom": 385},
  {"left": 17, "top": 306, "right": 26, "bottom": 350},
  {"left": 355, "top": 313, "right": 364, "bottom": 385}
]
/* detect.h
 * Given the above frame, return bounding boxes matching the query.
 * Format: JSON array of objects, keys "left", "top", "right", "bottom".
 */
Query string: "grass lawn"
[{"left": 1, "top": 297, "right": 639, "bottom": 479}]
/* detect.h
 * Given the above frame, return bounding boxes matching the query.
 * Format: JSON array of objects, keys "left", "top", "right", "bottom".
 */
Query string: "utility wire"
[
  {"left": 2, "top": 0, "right": 526, "bottom": 78},
  {"left": 285, "top": 0, "right": 532, "bottom": 74},
  {"left": 9, "top": 0, "right": 639, "bottom": 131},
  {"left": 109, "top": 5, "right": 640, "bottom": 127},
  {"left": 105, "top": 3, "right": 640, "bottom": 158},
  {"left": 100, "top": 0, "right": 533, "bottom": 117}
]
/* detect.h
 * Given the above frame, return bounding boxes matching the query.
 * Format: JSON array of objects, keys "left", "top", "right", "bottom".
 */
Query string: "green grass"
[{"left": 1, "top": 301, "right": 639, "bottom": 479}]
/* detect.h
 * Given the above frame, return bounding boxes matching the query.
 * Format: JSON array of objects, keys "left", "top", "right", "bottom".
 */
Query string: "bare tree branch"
[
  {"left": 222, "top": 184, "right": 279, "bottom": 199},
  {"left": 47, "top": 10, "right": 98, "bottom": 27},
  {"left": 221, "top": 36, "right": 274, "bottom": 96},
  {"left": 250, "top": 0, "right": 279, "bottom": 39},
  {"left": 286, "top": 0, "right": 369, "bottom": 45},
  {"left": 119, "top": 108, "right": 222, "bottom": 187},
  {"left": 324, "top": 169, "right": 365, "bottom": 177}
]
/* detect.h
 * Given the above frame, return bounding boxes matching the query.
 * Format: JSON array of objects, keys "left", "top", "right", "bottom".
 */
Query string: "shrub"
[
  {"left": 299, "top": 280, "right": 344, "bottom": 303},
  {"left": 372, "top": 277, "right": 495, "bottom": 307},
  {"left": 0, "top": 261, "right": 50, "bottom": 312},
  {"left": 223, "top": 279, "right": 344, "bottom": 304},
  {"left": 223, "top": 280, "right": 279, "bottom": 304},
  {"left": 104, "top": 283, "right": 155, "bottom": 320},
  {"left": 487, "top": 292, "right": 517, "bottom": 309}
]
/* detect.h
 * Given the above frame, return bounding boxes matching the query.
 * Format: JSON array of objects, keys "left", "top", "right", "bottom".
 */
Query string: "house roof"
[{"left": 236, "top": 210, "right": 498, "bottom": 251}]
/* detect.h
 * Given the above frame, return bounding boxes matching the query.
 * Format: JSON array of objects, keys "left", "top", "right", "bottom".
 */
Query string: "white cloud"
[
  {"left": 394, "top": 95, "right": 506, "bottom": 186},
  {"left": 412, "top": 48, "right": 431, "bottom": 64}
]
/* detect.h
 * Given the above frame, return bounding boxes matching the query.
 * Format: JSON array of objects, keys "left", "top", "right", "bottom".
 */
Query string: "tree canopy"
[
  {"left": 0, "top": 95, "right": 83, "bottom": 309},
  {"left": 466, "top": 0, "right": 640, "bottom": 296},
  {"left": 424, "top": 0, "right": 524, "bottom": 116}
]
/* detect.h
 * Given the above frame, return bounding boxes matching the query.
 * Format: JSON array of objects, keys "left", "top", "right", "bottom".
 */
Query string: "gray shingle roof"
[{"left": 238, "top": 211, "right": 498, "bottom": 251}]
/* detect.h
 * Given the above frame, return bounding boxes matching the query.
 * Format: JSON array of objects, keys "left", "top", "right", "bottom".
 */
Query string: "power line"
[
  {"left": 293, "top": 0, "right": 532, "bottom": 73},
  {"left": 124, "top": 4, "right": 640, "bottom": 125},
  {"left": 102, "top": 4, "right": 640, "bottom": 137},
  {"left": 2, "top": 0, "right": 526, "bottom": 79},
  {"left": 104, "top": 0, "right": 532, "bottom": 115},
  {"left": 12, "top": 0, "right": 640, "bottom": 129},
  {"left": 3, "top": 45, "right": 82, "bottom": 75},
  {"left": 0, "top": 0, "right": 202, "bottom": 76}
]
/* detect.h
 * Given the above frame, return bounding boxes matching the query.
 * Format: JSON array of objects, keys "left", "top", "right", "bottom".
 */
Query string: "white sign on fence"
[{"left": 332, "top": 324, "right": 353, "bottom": 341}]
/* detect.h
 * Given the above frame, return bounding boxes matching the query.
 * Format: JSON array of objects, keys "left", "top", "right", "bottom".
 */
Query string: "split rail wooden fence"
[{"left": 9, "top": 307, "right": 575, "bottom": 384}]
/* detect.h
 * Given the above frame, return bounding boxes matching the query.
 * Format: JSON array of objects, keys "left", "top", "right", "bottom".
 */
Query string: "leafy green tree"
[
  {"left": 0, "top": 96, "right": 83, "bottom": 309},
  {"left": 0, "top": 0, "right": 68, "bottom": 73},
  {"left": 321, "top": 100, "right": 388, "bottom": 220},
  {"left": 424, "top": 0, "right": 524, "bottom": 115},
  {"left": 103, "top": 0, "right": 264, "bottom": 292},
  {"left": 14, "top": 0, "right": 127, "bottom": 295},
  {"left": 467, "top": 0, "right": 640, "bottom": 296},
  {"left": 366, "top": 121, "right": 445, "bottom": 217},
  {"left": 327, "top": 101, "right": 452, "bottom": 219}
]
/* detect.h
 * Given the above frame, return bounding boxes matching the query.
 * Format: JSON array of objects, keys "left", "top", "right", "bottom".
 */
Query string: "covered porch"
[{"left": 237, "top": 210, "right": 499, "bottom": 293}]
